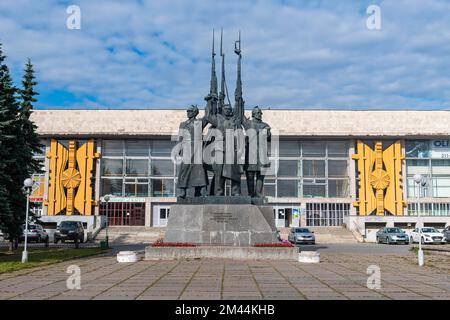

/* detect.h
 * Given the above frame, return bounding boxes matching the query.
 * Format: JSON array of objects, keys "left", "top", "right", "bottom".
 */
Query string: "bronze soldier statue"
[
  {"left": 205, "top": 102, "right": 244, "bottom": 196},
  {"left": 176, "top": 104, "right": 208, "bottom": 198},
  {"left": 242, "top": 106, "right": 271, "bottom": 197}
]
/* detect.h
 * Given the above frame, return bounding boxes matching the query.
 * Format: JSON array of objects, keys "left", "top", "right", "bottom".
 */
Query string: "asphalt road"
[
  {"left": 296, "top": 243, "right": 415, "bottom": 255},
  {"left": 2, "top": 241, "right": 447, "bottom": 256}
]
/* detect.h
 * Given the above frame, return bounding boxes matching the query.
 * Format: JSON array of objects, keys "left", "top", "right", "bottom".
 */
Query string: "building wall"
[{"left": 29, "top": 110, "right": 450, "bottom": 233}]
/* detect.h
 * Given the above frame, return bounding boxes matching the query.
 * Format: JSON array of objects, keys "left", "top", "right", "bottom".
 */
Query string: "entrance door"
[
  {"left": 100, "top": 202, "right": 145, "bottom": 226},
  {"left": 152, "top": 205, "right": 171, "bottom": 227},
  {"left": 276, "top": 208, "right": 285, "bottom": 228}
]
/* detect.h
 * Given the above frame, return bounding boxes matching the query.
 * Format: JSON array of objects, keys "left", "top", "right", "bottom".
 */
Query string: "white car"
[{"left": 410, "top": 227, "right": 446, "bottom": 244}]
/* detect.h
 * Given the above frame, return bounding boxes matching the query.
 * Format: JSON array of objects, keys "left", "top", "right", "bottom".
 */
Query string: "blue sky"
[{"left": 1, "top": 0, "right": 450, "bottom": 109}]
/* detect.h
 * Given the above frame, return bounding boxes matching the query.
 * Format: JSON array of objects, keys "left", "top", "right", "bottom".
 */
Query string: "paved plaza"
[{"left": 0, "top": 246, "right": 449, "bottom": 300}]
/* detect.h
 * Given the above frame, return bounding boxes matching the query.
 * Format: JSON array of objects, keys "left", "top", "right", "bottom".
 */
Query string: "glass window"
[
  {"left": 152, "top": 179, "right": 174, "bottom": 197},
  {"left": 406, "top": 159, "right": 429, "bottom": 175},
  {"left": 125, "top": 183, "right": 148, "bottom": 197},
  {"left": 102, "top": 179, "right": 122, "bottom": 196},
  {"left": 303, "top": 160, "right": 325, "bottom": 177},
  {"left": 263, "top": 184, "right": 275, "bottom": 197},
  {"left": 126, "top": 159, "right": 148, "bottom": 176},
  {"left": 151, "top": 140, "right": 176, "bottom": 156},
  {"left": 303, "top": 184, "right": 326, "bottom": 198},
  {"left": 328, "top": 141, "right": 348, "bottom": 157},
  {"left": 279, "top": 140, "right": 300, "bottom": 157},
  {"left": 151, "top": 159, "right": 174, "bottom": 176},
  {"left": 302, "top": 141, "right": 326, "bottom": 157},
  {"left": 126, "top": 140, "right": 149, "bottom": 157},
  {"left": 328, "top": 180, "right": 349, "bottom": 197},
  {"left": 432, "top": 177, "right": 450, "bottom": 197},
  {"left": 431, "top": 159, "right": 450, "bottom": 175},
  {"left": 101, "top": 159, "right": 123, "bottom": 176},
  {"left": 328, "top": 160, "right": 347, "bottom": 177},
  {"left": 405, "top": 140, "right": 430, "bottom": 158},
  {"left": 102, "top": 140, "right": 123, "bottom": 157},
  {"left": 277, "top": 180, "right": 298, "bottom": 197},
  {"left": 278, "top": 160, "right": 299, "bottom": 177}
]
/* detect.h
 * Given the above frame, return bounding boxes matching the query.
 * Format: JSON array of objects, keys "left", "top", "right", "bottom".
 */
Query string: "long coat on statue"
[
  {"left": 205, "top": 113, "right": 244, "bottom": 182},
  {"left": 242, "top": 117, "right": 271, "bottom": 172},
  {"left": 177, "top": 117, "right": 208, "bottom": 188}
]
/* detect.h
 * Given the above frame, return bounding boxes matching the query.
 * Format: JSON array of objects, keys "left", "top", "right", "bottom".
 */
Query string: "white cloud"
[{"left": 0, "top": 0, "right": 450, "bottom": 109}]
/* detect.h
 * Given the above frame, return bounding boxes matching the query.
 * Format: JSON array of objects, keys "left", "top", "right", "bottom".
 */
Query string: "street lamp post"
[
  {"left": 22, "top": 178, "right": 34, "bottom": 263},
  {"left": 103, "top": 195, "right": 111, "bottom": 248},
  {"left": 413, "top": 173, "right": 425, "bottom": 267}
]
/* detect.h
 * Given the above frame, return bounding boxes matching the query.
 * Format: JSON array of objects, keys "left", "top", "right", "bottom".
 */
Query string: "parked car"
[
  {"left": 376, "top": 227, "right": 409, "bottom": 245},
  {"left": 288, "top": 227, "right": 315, "bottom": 244},
  {"left": 54, "top": 221, "right": 85, "bottom": 245},
  {"left": 19, "top": 224, "right": 49, "bottom": 243},
  {"left": 410, "top": 227, "right": 446, "bottom": 244}
]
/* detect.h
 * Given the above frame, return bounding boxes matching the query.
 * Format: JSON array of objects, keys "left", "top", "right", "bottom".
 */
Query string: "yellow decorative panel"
[
  {"left": 45, "top": 139, "right": 100, "bottom": 216},
  {"left": 353, "top": 140, "right": 406, "bottom": 216}
]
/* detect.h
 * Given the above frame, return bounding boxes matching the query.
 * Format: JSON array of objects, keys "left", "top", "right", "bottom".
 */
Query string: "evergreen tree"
[
  {"left": 19, "top": 59, "right": 42, "bottom": 174},
  {"left": 0, "top": 46, "right": 42, "bottom": 250},
  {"left": 0, "top": 43, "right": 20, "bottom": 247}
]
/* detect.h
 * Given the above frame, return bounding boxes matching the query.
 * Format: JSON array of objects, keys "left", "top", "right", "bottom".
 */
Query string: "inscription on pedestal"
[{"left": 209, "top": 212, "right": 238, "bottom": 223}]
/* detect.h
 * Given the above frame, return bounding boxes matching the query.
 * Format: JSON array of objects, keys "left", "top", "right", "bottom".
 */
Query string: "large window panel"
[
  {"left": 152, "top": 179, "right": 175, "bottom": 197},
  {"left": 431, "top": 159, "right": 450, "bottom": 175},
  {"left": 279, "top": 140, "right": 300, "bottom": 157},
  {"left": 102, "top": 159, "right": 123, "bottom": 176},
  {"left": 263, "top": 184, "right": 276, "bottom": 197},
  {"left": 328, "top": 141, "right": 348, "bottom": 157},
  {"left": 303, "top": 160, "right": 325, "bottom": 178},
  {"left": 432, "top": 177, "right": 450, "bottom": 197},
  {"left": 151, "top": 140, "right": 176, "bottom": 156},
  {"left": 302, "top": 141, "right": 326, "bottom": 157},
  {"left": 278, "top": 160, "right": 299, "bottom": 177},
  {"left": 102, "top": 179, "right": 123, "bottom": 196},
  {"left": 328, "top": 160, "right": 348, "bottom": 177},
  {"left": 125, "top": 183, "right": 148, "bottom": 197},
  {"left": 277, "top": 180, "right": 298, "bottom": 197},
  {"left": 303, "top": 184, "right": 326, "bottom": 198},
  {"left": 328, "top": 179, "right": 349, "bottom": 198},
  {"left": 151, "top": 159, "right": 174, "bottom": 176},
  {"left": 126, "top": 140, "right": 149, "bottom": 157},
  {"left": 102, "top": 140, "right": 123, "bottom": 157},
  {"left": 406, "top": 159, "right": 429, "bottom": 175},
  {"left": 126, "top": 159, "right": 148, "bottom": 176}
]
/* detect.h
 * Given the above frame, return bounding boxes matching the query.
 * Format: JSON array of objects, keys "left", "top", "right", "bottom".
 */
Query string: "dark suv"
[{"left": 54, "top": 221, "right": 85, "bottom": 245}]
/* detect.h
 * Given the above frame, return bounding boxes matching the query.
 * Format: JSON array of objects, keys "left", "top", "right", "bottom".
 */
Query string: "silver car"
[
  {"left": 376, "top": 227, "right": 409, "bottom": 245},
  {"left": 19, "top": 224, "right": 49, "bottom": 243},
  {"left": 288, "top": 227, "right": 315, "bottom": 245},
  {"left": 443, "top": 226, "right": 450, "bottom": 243}
]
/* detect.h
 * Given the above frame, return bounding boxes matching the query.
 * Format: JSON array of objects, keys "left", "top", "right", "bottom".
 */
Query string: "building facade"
[{"left": 30, "top": 109, "right": 450, "bottom": 241}]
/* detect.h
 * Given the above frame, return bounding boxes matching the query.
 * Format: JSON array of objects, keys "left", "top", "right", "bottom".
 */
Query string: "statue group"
[{"left": 176, "top": 30, "right": 271, "bottom": 199}]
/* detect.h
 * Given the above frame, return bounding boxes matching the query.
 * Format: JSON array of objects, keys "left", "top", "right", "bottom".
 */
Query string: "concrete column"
[
  {"left": 348, "top": 139, "right": 357, "bottom": 216},
  {"left": 300, "top": 202, "right": 307, "bottom": 227},
  {"left": 401, "top": 139, "right": 408, "bottom": 215},
  {"left": 145, "top": 198, "right": 152, "bottom": 227},
  {"left": 42, "top": 139, "right": 50, "bottom": 216},
  {"left": 94, "top": 138, "right": 102, "bottom": 216}
]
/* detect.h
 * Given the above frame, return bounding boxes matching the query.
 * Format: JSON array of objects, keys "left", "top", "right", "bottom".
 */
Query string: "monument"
[{"left": 164, "top": 30, "right": 278, "bottom": 247}]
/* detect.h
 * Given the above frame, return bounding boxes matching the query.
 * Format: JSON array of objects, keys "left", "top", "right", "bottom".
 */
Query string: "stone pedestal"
[{"left": 164, "top": 204, "right": 278, "bottom": 246}]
